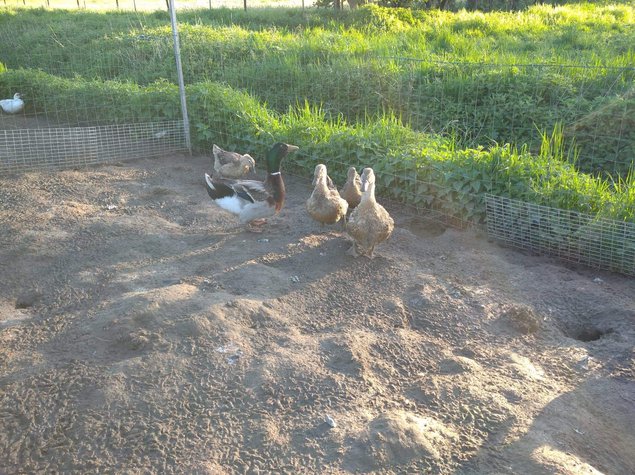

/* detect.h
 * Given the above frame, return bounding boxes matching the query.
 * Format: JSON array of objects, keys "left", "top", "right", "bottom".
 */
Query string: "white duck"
[{"left": 0, "top": 93, "right": 24, "bottom": 114}]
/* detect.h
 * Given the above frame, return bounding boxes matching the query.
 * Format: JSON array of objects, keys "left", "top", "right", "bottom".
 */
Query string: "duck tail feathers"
[
  {"left": 205, "top": 173, "right": 216, "bottom": 190},
  {"left": 205, "top": 173, "right": 220, "bottom": 200}
]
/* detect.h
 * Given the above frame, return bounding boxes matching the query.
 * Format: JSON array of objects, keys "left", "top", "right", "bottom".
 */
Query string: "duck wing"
[
  {"left": 0, "top": 99, "right": 18, "bottom": 113},
  {"left": 229, "top": 180, "right": 270, "bottom": 203},
  {"left": 206, "top": 174, "right": 270, "bottom": 203}
]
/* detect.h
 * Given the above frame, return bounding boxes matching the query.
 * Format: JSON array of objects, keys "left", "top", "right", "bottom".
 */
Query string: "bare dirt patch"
[{"left": 1, "top": 154, "right": 634, "bottom": 474}]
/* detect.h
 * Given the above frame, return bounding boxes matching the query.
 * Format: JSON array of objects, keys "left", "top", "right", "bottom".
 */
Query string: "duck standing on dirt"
[
  {"left": 0, "top": 93, "right": 24, "bottom": 114},
  {"left": 340, "top": 166, "right": 362, "bottom": 209},
  {"left": 306, "top": 164, "right": 349, "bottom": 228},
  {"left": 212, "top": 143, "right": 256, "bottom": 179},
  {"left": 346, "top": 167, "right": 394, "bottom": 258},
  {"left": 205, "top": 142, "right": 298, "bottom": 232}
]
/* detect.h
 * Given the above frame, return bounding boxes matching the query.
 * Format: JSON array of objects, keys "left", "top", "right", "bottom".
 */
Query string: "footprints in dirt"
[
  {"left": 507, "top": 352, "right": 546, "bottom": 381},
  {"left": 345, "top": 410, "right": 459, "bottom": 472},
  {"left": 315, "top": 327, "right": 522, "bottom": 472},
  {"left": 490, "top": 302, "right": 626, "bottom": 354},
  {"left": 217, "top": 262, "right": 292, "bottom": 298},
  {"left": 321, "top": 332, "right": 375, "bottom": 381},
  {"left": 437, "top": 355, "right": 483, "bottom": 375},
  {"left": 494, "top": 304, "right": 542, "bottom": 335},
  {"left": 315, "top": 328, "right": 556, "bottom": 473}
]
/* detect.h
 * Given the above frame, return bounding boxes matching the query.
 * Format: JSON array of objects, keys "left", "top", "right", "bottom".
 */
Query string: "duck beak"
[
  {"left": 286, "top": 144, "right": 299, "bottom": 153},
  {"left": 360, "top": 177, "right": 369, "bottom": 193}
]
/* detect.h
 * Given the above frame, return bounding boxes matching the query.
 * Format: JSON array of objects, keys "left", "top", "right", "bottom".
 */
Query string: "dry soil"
[{"left": 0, "top": 154, "right": 634, "bottom": 474}]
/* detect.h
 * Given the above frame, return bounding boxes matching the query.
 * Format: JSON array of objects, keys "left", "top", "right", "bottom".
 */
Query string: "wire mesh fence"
[
  {"left": 207, "top": 55, "right": 634, "bottom": 178},
  {"left": 0, "top": 0, "right": 313, "bottom": 10},
  {"left": 2, "top": 7, "right": 632, "bottom": 176},
  {"left": 0, "top": 4, "right": 633, "bottom": 274},
  {"left": 0, "top": 6, "right": 189, "bottom": 173},
  {"left": 486, "top": 194, "right": 635, "bottom": 276},
  {"left": 0, "top": 121, "right": 185, "bottom": 173}
]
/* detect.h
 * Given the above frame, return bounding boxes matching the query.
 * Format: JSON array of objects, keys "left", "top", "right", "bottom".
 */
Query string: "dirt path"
[{"left": 1, "top": 154, "right": 633, "bottom": 474}]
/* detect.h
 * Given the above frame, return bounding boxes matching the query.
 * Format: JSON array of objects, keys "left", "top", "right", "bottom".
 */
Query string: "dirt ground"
[{"left": 0, "top": 153, "right": 634, "bottom": 474}]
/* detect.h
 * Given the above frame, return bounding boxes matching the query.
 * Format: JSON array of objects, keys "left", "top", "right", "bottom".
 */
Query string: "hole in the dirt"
[
  {"left": 15, "top": 298, "right": 34, "bottom": 309},
  {"left": 14, "top": 290, "right": 41, "bottom": 310},
  {"left": 573, "top": 327, "right": 610, "bottom": 342},
  {"left": 406, "top": 217, "right": 447, "bottom": 238}
]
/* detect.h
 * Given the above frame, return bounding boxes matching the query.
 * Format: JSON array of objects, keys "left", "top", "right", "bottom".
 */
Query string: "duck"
[
  {"left": 312, "top": 163, "right": 335, "bottom": 190},
  {"left": 212, "top": 143, "right": 256, "bottom": 179},
  {"left": 306, "top": 164, "right": 349, "bottom": 228},
  {"left": 346, "top": 167, "right": 394, "bottom": 258},
  {"left": 205, "top": 142, "right": 298, "bottom": 232},
  {"left": 339, "top": 166, "right": 362, "bottom": 209},
  {"left": 0, "top": 93, "right": 24, "bottom": 114}
]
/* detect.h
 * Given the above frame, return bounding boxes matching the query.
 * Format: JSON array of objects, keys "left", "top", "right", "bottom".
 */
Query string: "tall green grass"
[
  {"left": 1, "top": 4, "right": 632, "bottom": 272},
  {"left": 2, "top": 4, "right": 633, "bottom": 66},
  {"left": 3, "top": 67, "right": 631, "bottom": 225},
  {"left": 1, "top": 4, "right": 633, "bottom": 175}
]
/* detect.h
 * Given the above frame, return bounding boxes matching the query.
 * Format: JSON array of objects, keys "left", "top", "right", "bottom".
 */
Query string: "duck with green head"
[{"left": 205, "top": 142, "right": 299, "bottom": 232}]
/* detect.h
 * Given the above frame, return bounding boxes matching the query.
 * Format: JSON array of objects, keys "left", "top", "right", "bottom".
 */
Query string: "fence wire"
[
  {"left": 0, "top": 6, "right": 633, "bottom": 275},
  {"left": 0, "top": 121, "right": 185, "bottom": 173},
  {"left": 0, "top": 5, "right": 189, "bottom": 173},
  {"left": 486, "top": 194, "right": 635, "bottom": 276},
  {"left": 214, "top": 55, "right": 634, "bottom": 178}
]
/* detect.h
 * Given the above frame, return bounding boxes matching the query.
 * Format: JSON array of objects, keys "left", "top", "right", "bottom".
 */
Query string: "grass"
[
  {"left": 2, "top": 4, "right": 634, "bottom": 66},
  {"left": 2, "top": 67, "right": 633, "bottom": 225},
  {"left": 0, "top": 0, "right": 309, "bottom": 10},
  {"left": 1, "top": 4, "right": 633, "bottom": 175},
  {"left": 0, "top": 4, "right": 633, "bottom": 228}
]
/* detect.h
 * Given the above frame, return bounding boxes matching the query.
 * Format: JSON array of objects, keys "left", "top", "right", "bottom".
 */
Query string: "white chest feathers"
[{"left": 215, "top": 195, "right": 249, "bottom": 215}]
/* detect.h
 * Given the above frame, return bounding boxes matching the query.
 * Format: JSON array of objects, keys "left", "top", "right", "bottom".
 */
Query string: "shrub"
[
  {"left": 0, "top": 69, "right": 180, "bottom": 125},
  {"left": 566, "top": 88, "right": 635, "bottom": 178},
  {"left": 2, "top": 68, "right": 632, "bottom": 226}
]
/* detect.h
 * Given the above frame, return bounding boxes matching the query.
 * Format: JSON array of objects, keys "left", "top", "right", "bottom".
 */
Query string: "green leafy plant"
[{"left": 0, "top": 5, "right": 633, "bottom": 273}]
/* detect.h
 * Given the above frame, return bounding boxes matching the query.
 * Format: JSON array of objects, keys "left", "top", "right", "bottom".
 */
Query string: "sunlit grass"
[
  {"left": 0, "top": 3, "right": 633, "bottom": 230},
  {"left": 1, "top": 4, "right": 633, "bottom": 64},
  {"left": 0, "top": 0, "right": 311, "bottom": 11}
]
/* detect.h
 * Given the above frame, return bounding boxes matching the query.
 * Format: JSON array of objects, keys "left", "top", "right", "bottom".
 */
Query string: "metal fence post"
[{"left": 168, "top": 0, "right": 192, "bottom": 154}]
